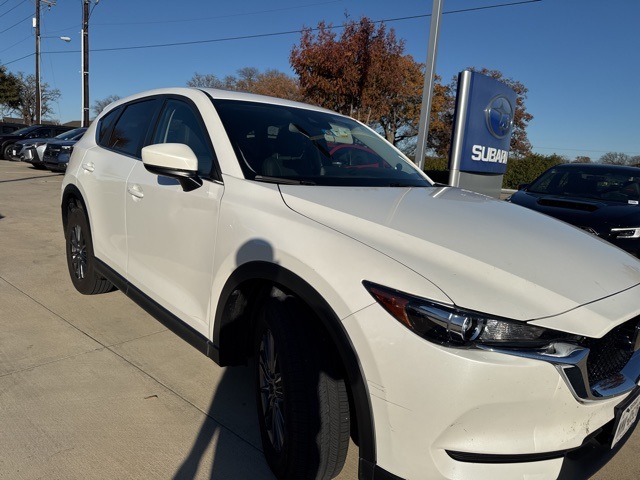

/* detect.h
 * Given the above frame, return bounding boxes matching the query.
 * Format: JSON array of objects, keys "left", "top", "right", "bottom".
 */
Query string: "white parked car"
[{"left": 61, "top": 88, "right": 640, "bottom": 480}]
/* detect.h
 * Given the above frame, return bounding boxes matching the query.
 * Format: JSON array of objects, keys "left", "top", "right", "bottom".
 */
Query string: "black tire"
[
  {"left": 3, "top": 144, "right": 13, "bottom": 160},
  {"left": 254, "top": 296, "right": 350, "bottom": 480},
  {"left": 64, "top": 203, "right": 114, "bottom": 295}
]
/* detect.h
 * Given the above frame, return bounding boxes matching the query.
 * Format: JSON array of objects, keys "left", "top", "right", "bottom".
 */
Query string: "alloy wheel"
[
  {"left": 69, "top": 224, "right": 87, "bottom": 280},
  {"left": 258, "top": 328, "right": 285, "bottom": 452}
]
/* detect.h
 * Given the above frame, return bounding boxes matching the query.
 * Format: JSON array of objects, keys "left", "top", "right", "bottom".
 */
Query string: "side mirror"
[
  {"left": 517, "top": 183, "right": 530, "bottom": 191},
  {"left": 141, "top": 143, "right": 203, "bottom": 192}
]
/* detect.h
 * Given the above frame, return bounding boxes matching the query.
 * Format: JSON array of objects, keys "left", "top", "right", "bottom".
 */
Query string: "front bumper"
[
  {"left": 608, "top": 236, "right": 640, "bottom": 258},
  {"left": 346, "top": 303, "right": 640, "bottom": 480},
  {"left": 44, "top": 152, "right": 70, "bottom": 172},
  {"left": 22, "top": 147, "right": 42, "bottom": 165}
]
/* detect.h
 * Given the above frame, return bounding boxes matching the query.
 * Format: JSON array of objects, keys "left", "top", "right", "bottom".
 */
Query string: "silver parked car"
[{"left": 20, "top": 128, "right": 86, "bottom": 169}]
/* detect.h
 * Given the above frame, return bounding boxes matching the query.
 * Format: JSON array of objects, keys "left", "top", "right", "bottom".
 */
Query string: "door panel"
[
  {"left": 125, "top": 165, "right": 222, "bottom": 335},
  {"left": 124, "top": 98, "right": 222, "bottom": 335},
  {"left": 79, "top": 147, "right": 137, "bottom": 275},
  {"left": 80, "top": 98, "right": 161, "bottom": 276}
]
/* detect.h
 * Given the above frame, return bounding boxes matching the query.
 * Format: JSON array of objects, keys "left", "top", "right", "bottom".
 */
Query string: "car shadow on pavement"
[
  {"left": 172, "top": 362, "right": 274, "bottom": 480},
  {"left": 0, "top": 173, "right": 62, "bottom": 183}
]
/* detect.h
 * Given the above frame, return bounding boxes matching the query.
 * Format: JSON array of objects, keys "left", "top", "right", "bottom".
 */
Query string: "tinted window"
[
  {"left": 56, "top": 128, "right": 86, "bottom": 140},
  {"left": 30, "top": 128, "right": 53, "bottom": 138},
  {"left": 152, "top": 99, "right": 215, "bottom": 177},
  {"left": 529, "top": 167, "right": 640, "bottom": 203},
  {"left": 11, "top": 126, "right": 40, "bottom": 137},
  {"left": 213, "top": 100, "right": 431, "bottom": 187},
  {"left": 106, "top": 99, "right": 159, "bottom": 158},
  {"left": 97, "top": 107, "right": 121, "bottom": 146}
]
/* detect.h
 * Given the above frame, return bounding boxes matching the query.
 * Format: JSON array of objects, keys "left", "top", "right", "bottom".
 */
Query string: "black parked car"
[
  {"left": 42, "top": 128, "right": 86, "bottom": 171},
  {"left": 508, "top": 163, "right": 640, "bottom": 256},
  {"left": 1, "top": 124, "right": 73, "bottom": 160},
  {"left": 0, "top": 122, "right": 27, "bottom": 135}
]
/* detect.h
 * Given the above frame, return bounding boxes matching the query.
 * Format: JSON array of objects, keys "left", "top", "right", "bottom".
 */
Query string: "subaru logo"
[{"left": 485, "top": 95, "right": 513, "bottom": 139}]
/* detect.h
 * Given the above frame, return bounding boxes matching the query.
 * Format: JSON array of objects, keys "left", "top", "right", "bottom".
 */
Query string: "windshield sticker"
[{"left": 323, "top": 125, "right": 353, "bottom": 144}]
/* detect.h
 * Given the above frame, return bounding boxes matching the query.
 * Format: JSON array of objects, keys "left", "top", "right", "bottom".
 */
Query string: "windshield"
[
  {"left": 213, "top": 100, "right": 432, "bottom": 187},
  {"left": 528, "top": 167, "right": 640, "bottom": 204},
  {"left": 56, "top": 128, "right": 86, "bottom": 140},
  {"left": 10, "top": 125, "right": 40, "bottom": 137}
]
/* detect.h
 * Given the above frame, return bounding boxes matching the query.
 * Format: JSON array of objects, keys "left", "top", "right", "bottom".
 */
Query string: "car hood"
[
  {"left": 510, "top": 191, "right": 640, "bottom": 229},
  {"left": 46, "top": 139, "right": 77, "bottom": 147},
  {"left": 279, "top": 185, "right": 640, "bottom": 321}
]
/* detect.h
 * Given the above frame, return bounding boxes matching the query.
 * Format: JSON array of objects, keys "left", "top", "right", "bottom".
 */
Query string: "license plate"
[{"left": 611, "top": 389, "right": 640, "bottom": 449}]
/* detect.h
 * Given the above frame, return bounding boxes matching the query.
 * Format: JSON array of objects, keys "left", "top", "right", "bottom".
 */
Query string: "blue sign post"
[{"left": 449, "top": 70, "right": 517, "bottom": 197}]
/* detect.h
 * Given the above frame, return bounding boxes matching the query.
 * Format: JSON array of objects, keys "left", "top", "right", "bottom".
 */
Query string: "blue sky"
[{"left": 0, "top": 0, "right": 638, "bottom": 161}]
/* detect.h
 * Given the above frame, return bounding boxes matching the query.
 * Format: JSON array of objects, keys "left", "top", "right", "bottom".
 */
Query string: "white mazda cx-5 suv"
[{"left": 61, "top": 87, "right": 640, "bottom": 480}]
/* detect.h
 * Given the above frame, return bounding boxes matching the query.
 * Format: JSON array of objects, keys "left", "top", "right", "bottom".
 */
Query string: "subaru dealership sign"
[{"left": 449, "top": 70, "right": 517, "bottom": 197}]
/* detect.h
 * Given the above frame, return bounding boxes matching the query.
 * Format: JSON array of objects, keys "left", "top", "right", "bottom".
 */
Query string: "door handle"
[
  {"left": 127, "top": 184, "right": 144, "bottom": 199},
  {"left": 81, "top": 162, "right": 95, "bottom": 172}
]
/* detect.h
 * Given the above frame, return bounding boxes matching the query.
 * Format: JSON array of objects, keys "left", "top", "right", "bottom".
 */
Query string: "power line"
[
  {"left": 1, "top": 0, "right": 542, "bottom": 65},
  {"left": 0, "top": 0, "right": 27, "bottom": 19},
  {"left": 0, "top": 12, "right": 31, "bottom": 34},
  {"left": 0, "top": 33, "right": 31, "bottom": 54},
  {"left": 1, "top": 51, "right": 33, "bottom": 65},
  {"left": 93, "top": 0, "right": 344, "bottom": 27},
  {"left": 70, "top": 1, "right": 548, "bottom": 54}
]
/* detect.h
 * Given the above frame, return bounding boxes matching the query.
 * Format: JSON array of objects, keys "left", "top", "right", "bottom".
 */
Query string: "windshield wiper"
[{"left": 254, "top": 175, "right": 316, "bottom": 185}]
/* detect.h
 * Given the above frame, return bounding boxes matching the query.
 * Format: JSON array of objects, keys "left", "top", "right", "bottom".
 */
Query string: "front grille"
[
  {"left": 582, "top": 318, "right": 639, "bottom": 385},
  {"left": 45, "top": 146, "right": 61, "bottom": 157}
]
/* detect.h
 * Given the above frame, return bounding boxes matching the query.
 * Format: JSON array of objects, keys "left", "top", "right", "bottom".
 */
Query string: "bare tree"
[
  {"left": 92, "top": 95, "right": 121, "bottom": 116},
  {"left": 573, "top": 156, "right": 592, "bottom": 163},
  {"left": 187, "top": 69, "right": 301, "bottom": 101},
  {"left": 600, "top": 152, "right": 631, "bottom": 165},
  {"left": 1, "top": 73, "right": 61, "bottom": 124}
]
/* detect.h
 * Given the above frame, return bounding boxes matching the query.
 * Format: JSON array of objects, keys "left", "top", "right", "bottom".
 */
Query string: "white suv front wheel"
[{"left": 254, "top": 296, "right": 350, "bottom": 480}]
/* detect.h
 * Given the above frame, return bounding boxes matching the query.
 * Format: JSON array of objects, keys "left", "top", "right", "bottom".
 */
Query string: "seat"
[{"left": 262, "top": 126, "right": 319, "bottom": 177}]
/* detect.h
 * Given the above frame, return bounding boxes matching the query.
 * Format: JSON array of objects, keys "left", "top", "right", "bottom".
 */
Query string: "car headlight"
[
  {"left": 611, "top": 227, "right": 640, "bottom": 239},
  {"left": 364, "top": 281, "right": 581, "bottom": 348}
]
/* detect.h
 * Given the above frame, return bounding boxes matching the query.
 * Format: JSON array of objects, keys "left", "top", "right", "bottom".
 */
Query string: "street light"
[
  {"left": 35, "top": 35, "right": 71, "bottom": 124},
  {"left": 34, "top": 0, "right": 71, "bottom": 125}
]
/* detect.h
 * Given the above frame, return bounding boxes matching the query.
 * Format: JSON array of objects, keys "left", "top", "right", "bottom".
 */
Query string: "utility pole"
[
  {"left": 81, "top": 0, "right": 90, "bottom": 127},
  {"left": 34, "top": 0, "right": 57, "bottom": 125},
  {"left": 34, "top": 0, "right": 41, "bottom": 125}
]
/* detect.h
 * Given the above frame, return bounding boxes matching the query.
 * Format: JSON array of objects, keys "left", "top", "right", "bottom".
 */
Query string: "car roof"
[
  {"left": 104, "top": 87, "right": 337, "bottom": 116},
  {"left": 551, "top": 163, "right": 640, "bottom": 174}
]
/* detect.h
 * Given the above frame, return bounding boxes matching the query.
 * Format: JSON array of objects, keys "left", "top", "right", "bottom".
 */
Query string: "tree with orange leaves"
[{"left": 290, "top": 17, "right": 428, "bottom": 148}]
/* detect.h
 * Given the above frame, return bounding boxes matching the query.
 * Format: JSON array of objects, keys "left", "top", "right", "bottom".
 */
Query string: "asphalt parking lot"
[{"left": 0, "top": 160, "right": 639, "bottom": 479}]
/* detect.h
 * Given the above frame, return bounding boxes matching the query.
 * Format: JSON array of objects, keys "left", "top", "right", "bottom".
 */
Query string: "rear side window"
[
  {"left": 97, "top": 107, "right": 120, "bottom": 146},
  {"left": 33, "top": 128, "right": 53, "bottom": 138},
  {"left": 105, "top": 99, "right": 160, "bottom": 158}
]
